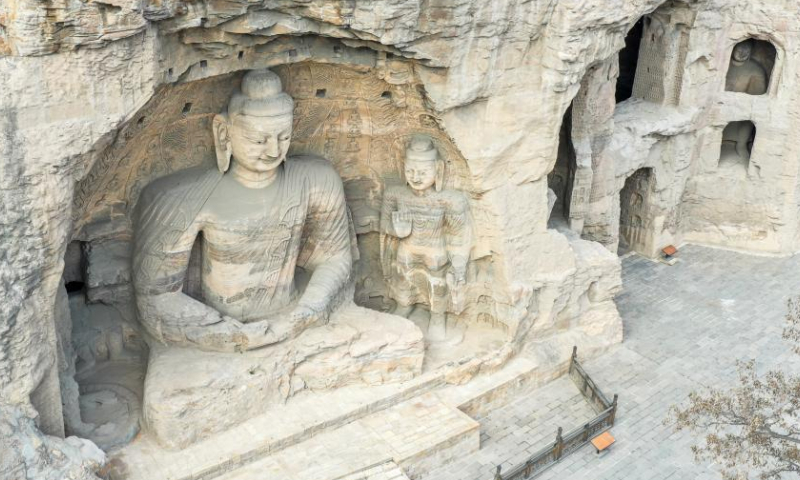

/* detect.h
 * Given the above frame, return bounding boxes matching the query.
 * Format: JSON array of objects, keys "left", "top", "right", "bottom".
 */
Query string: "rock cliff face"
[
  {"left": 3, "top": 0, "right": 800, "bottom": 476},
  {"left": 0, "top": 404, "right": 105, "bottom": 480}
]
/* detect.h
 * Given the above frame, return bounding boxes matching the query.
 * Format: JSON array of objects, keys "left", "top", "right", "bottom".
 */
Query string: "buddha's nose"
[{"left": 263, "top": 140, "right": 279, "bottom": 158}]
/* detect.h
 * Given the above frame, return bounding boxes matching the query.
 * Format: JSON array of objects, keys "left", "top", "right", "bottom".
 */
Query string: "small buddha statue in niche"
[
  {"left": 132, "top": 69, "right": 353, "bottom": 352},
  {"left": 380, "top": 135, "right": 473, "bottom": 341},
  {"left": 725, "top": 40, "right": 769, "bottom": 95}
]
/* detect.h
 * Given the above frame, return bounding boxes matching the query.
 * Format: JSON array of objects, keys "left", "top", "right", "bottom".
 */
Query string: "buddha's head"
[
  {"left": 213, "top": 69, "right": 294, "bottom": 174},
  {"left": 404, "top": 135, "right": 444, "bottom": 193},
  {"left": 732, "top": 40, "right": 753, "bottom": 63}
]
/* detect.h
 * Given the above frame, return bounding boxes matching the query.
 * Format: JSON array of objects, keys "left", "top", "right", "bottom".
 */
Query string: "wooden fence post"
[
  {"left": 570, "top": 346, "right": 577, "bottom": 374},
  {"left": 554, "top": 427, "right": 564, "bottom": 460},
  {"left": 609, "top": 394, "right": 619, "bottom": 425},
  {"left": 487, "top": 347, "right": 617, "bottom": 478},
  {"left": 493, "top": 465, "right": 503, "bottom": 480}
]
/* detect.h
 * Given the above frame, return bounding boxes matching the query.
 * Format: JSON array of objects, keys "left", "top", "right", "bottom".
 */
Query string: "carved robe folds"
[{"left": 380, "top": 186, "right": 473, "bottom": 316}]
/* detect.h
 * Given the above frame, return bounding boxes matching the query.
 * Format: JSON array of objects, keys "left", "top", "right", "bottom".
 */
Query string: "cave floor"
[{"left": 423, "top": 244, "right": 800, "bottom": 480}]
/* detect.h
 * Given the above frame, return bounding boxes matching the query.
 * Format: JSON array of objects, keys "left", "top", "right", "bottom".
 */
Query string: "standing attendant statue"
[{"left": 380, "top": 135, "right": 473, "bottom": 341}]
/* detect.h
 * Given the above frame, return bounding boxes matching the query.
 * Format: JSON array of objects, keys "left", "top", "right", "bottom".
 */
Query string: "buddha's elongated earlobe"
[
  {"left": 435, "top": 157, "right": 445, "bottom": 192},
  {"left": 212, "top": 113, "right": 232, "bottom": 173}
]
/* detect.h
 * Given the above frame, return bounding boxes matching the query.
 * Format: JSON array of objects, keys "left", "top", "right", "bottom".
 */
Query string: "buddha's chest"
[{"left": 198, "top": 185, "right": 306, "bottom": 259}]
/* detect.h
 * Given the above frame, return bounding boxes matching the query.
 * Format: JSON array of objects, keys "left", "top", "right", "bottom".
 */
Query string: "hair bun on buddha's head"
[
  {"left": 229, "top": 69, "right": 294, "bottom": 119},
  {"left": 406, "top": 134, "right": 438, "bottom": 162},
  {"left": 241, "top": 69, "right": 283, "bottom": 99}
]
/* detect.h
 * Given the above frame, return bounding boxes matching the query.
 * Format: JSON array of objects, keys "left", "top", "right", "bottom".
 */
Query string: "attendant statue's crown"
[
  {"left": 229, "top": 69, "right": 294, "bottom": 119},
  {"left": 406, "top": 134, "right": 438, "bottom": 162}
]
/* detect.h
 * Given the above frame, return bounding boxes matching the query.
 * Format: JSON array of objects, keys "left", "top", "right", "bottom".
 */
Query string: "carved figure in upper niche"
[
  {"left": 132, "top": 69, "right": 353, "bottom": 352},
  {"left": 726, "top": 40, "right": 768, "bottom": 95},
  {"left": 380, "top": 135, "right": 473, "bottom": 341}
]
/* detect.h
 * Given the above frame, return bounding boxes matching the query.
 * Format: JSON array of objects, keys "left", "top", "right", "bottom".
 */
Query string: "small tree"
[{"left": 667, "top": 298, "right": 800, "bottom": 480}]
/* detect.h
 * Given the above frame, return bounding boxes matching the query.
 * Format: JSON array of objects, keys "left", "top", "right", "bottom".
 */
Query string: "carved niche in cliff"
[
  {"left": 69, "top": 62, "right": 507, "bottom": 448},
  {"left": 725, "top": 39, "right": 776, "bottom": 96},
  {"left": 72, "top": 62, "right": 505, "bottom": 336}
]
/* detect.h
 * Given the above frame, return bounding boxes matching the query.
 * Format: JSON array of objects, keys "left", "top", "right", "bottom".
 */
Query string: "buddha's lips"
[{"left": 258, "top": 156, "right": 281, "bottom": 163}]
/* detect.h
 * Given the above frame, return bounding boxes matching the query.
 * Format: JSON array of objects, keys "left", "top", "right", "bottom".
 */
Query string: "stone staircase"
[{"left": 215, "top": 393, "right": 479, "bottom": 480}]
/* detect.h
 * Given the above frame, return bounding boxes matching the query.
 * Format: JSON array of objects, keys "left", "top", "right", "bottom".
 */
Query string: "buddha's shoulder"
[
  {"left": 137, "top": 166, "right": 220, "bottom": 207},
  {"left": 285, "top": 155, "right": 342, "bottom": 183}
]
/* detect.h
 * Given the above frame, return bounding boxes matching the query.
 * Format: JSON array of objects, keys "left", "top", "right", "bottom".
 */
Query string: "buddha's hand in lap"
[
  {"left": 289, "top": 304, "right": 329, "bottom": 334},
  {"left": 231, "top": 317, "right": 280, "bottom": 351}
]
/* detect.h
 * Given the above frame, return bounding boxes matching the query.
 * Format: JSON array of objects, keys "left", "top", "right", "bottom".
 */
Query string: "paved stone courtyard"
[{"left": 423, "top": 245, "right": 800, "bottom": 480}]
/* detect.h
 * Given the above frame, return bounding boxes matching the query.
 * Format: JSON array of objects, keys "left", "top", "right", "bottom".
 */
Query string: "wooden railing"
[
  {"left": 569, "top": 345, "right": 616, "bottom": 415},
  {"left": 492, "top": 347, "right": 618, "bottom": 480}
]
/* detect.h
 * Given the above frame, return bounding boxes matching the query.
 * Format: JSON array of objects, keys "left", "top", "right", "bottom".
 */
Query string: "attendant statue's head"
[
  {"left": 732, "top": 40, "right": 754, "bottom": 63},
  {"left": 404, "top": 135, "right": 444, "bottom": 193},
  {"left": 213, "top": 69, "right": 294, "bottom": 175}
]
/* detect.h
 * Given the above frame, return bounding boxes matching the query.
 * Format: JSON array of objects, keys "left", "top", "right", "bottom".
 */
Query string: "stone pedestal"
[{"left": 143, "top": 303, "right": 424, "bottom": 449}]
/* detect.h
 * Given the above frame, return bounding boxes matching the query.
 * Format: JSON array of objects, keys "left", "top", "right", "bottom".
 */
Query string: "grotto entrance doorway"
[
  {"left": 616, "top": 17, "right": 645, "bottom": 103},
  {"left": 619, "top": 168, "right": 655, "bottom": 256},
  {"left": 547, "top": 105, "right": 577, "bottom": 229}
]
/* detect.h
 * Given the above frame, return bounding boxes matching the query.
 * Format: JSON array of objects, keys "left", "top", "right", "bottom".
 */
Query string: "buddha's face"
[
  {"left": 733, "top": 42, "right": 752, "bottom": 62},
  {"left": 229, "top": 114, "right": 292, "bottom": 173},
  {"left": 405, "top": 158, "right": 437, "bottom": 191}
]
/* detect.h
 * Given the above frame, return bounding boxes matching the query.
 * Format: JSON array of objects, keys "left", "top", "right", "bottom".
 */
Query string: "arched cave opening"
[
  {"left": 616, "top": 17, "right": 645, "bottom": 103},
  {"left": 725, "top": 39, "right": 776, "bottom": 95},
  {"left": 547, "top": 104, "right": 576, "bottom": 229},
  {"left": 619, "top": 167, "right": 655, "bottom": 256},
  {"left": 63, "top": 240, "right": 86, "bottom": 293},
  {"left": 719, "top": 120, "right": 756, "bottom": 171},
  {"left": 67, "top": 58, "right": 508, "bottom": 448}
]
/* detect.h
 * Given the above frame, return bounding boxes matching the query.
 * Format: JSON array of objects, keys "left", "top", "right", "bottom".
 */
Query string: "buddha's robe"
[{"left": 132, "top": 156, "right": 353, "bottom": 351}]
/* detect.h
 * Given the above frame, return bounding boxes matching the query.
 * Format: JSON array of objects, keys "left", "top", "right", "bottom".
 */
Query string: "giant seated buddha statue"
[{"left": 132, "top": 69, "right": 423, "bottom": 449}]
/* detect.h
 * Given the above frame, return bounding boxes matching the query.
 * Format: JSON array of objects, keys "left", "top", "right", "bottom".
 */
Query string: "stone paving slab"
[
  {"left": 337, "top": 461, "right": 411, "bottom": 480},
  {"left": 420, "top": 375, "right": 596, "bottom": 480},
  {"left": 425, "top": 245, "right": 800, "bottom": 480}
]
